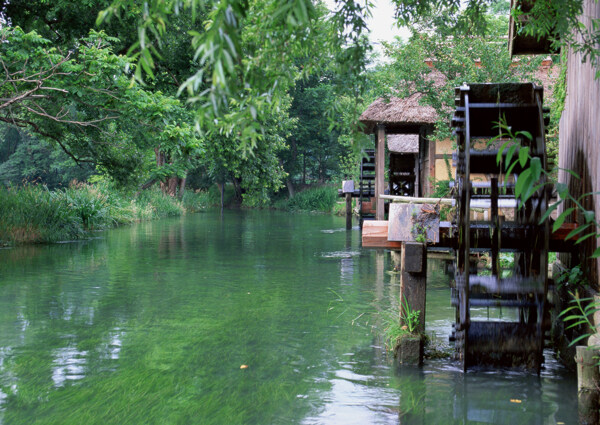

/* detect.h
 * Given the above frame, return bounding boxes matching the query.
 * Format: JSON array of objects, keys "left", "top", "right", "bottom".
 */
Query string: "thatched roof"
[
  {"left": 359, "top": 61, "right": 559, "bottom": 135},
  {"left": 359, "top": 70, "right": 445, "bottom": 134},
  {"left": 359, "top": 93, "right": 438, "bottom": 133},
  {"left": 388, "top": 134, "right": 419, "bottom": 153}
]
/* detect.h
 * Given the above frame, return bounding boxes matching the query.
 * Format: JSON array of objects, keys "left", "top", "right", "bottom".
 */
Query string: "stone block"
[{"left": 396, "top": 336, "right": 423, "bottom": 366}]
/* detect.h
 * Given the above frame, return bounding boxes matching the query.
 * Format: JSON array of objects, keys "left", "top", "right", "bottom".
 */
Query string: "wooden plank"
[
  {"left": 362, "top": 221, "right": 402, "bottom": 248},
  {"left": 362, "top": 220, "right": 580, "bottom": 249},
  {"left": 551, "top": 223, "right": 578, "bottom": 241}
]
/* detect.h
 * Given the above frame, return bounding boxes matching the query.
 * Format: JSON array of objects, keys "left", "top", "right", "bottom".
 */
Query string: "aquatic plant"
[
  {"left": 383, "top": 296, "right": 421, "bottom": 352},
  {"left": 401, "top": 296, "right": 421, "bottom": 334}
]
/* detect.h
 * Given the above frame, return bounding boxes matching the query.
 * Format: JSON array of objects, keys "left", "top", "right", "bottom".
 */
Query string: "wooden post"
[
  {"left": 375, "top": 125, "right": 386, "bottom": 220},
  {"left": 345, "top": 192, "right": 352, "bottom": 230},
  {"left": 342, "top": 180, "right": 354, "bottom": 230},
  {"left": 428, "top": 133, "right": 436, "bottom": 196},
  {"left": 576, "top": 346, "right": 600, "bottom": 424},
  {"left": 401, "top": 242, "right": 427, "bottom": 335},
  {"left": 396, "top": 242, "right": 427, "bottom": 366}
]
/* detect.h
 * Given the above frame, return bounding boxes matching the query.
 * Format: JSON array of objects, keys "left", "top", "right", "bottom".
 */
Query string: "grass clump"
[
  {"left": 382, "top": 297, "right": 421, "bottom": 354},
  {"left": 0, "top": 182, "right": 212, "bottom": 245},
  {"left": 0, "top": 185, "right": 83, "bottom": 244},
  {"left": 273, "top": 186, "right": 337, "bottom": 213}
]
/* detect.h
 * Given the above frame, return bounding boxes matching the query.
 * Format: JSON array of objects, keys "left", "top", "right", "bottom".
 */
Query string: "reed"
[
  {"left": 274, "top": 185, "right": 338, "bottom": 213},
  {"left": 0, "top": 183, "right": 211, "bottom": 245}
]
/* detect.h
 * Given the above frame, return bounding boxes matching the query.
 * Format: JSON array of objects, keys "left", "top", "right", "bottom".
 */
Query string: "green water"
[{"left": 0, "top": 210, "right": 577, "bottom": 424}]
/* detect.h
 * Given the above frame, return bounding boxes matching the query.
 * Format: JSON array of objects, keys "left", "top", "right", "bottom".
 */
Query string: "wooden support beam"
[
  {"left": 362, "top": 221, "right": 402, "bottom": 248},
  {"left": 375, "top": 125, "right": 386, "bottom": 220},
  {"left": 362, "top": 220, "right": 581, "bottom": 251},
  {"left": 345, "top": 192, "right": 352, "bottom": 230}
]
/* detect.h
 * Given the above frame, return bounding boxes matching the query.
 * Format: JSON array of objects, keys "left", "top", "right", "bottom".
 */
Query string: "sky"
[{"left": 323, "top": 0, "right": 411, "bottom": 58}]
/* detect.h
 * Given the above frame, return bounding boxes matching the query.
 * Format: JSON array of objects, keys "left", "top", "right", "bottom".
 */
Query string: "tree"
[
  {"left": 98, "top": 0, "right": 372, "bottom": 151},
  {"left": 369, "top": 3, "right": 545, "bottom": 143},
  {"left": 0, "top": 27, "right": 203, "bottom": 189}
]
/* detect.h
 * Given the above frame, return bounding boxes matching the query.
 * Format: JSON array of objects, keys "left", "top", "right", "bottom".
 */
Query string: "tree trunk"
[
  {"left": 177, "top": 176, "right": 187, "bottom": 199},
  {"left": 232, "top": 177, "right": 243, "bottom": 205},
  {"left": 216, "top": 182, "right": 224, "bottom": 209},
  {"left": 167, "top": 176, "right": 178, "bottom": 196},
  {"left": 286, "top": 178, "right": 295, "bottom": 198},
  {"left": 302, "top": 152, "right": 307, "bottom": 185}
]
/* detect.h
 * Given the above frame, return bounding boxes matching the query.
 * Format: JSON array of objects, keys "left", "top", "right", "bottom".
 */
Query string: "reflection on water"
[
  {"left": 0, "top": 210, "right": 577, "bottom": 424},
  {"left": 52, "top": 346, "right": 87, "bottom": 386}
]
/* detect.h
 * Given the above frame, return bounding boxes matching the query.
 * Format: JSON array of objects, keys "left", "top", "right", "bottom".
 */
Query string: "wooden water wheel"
[{"left": 451, "top": 83, "right": 550, "bottom": 372}]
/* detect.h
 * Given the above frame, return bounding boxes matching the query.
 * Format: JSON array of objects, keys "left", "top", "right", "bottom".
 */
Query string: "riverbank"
[
  {"left": 0, "top": 182, "right": 211, "bottom": 245},
  {"left": 0, "top": 183, "right": 345, "bottom": 245}
]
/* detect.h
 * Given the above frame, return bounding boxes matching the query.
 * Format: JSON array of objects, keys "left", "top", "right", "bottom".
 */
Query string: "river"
[{"left": 0, "top": 210, "right": 577, "bottom": 424}]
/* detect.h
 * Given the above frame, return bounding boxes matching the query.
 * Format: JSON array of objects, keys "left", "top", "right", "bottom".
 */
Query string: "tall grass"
[
  {"left": 0, "top": 183, "right": 211, "bottom": 245},
  {"left": 0, "top": 185, "right": 83, "bottom": 244},
  {"left": 273, "top": 186, "right": 338, "bottom": 213}
]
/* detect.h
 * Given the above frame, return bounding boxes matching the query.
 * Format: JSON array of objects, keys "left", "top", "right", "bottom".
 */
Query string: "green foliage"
[
  {"left": 0, "top": 185, "right": 83, "bottom": 244},
  {"left": 556, "top": 264, "right": 588, "bottom": 290},
  {"left": 515, "top": 0, "right": 600, "bottom": 78},
  {"left": 383, "top": 296, "right": 421, "bottom": 352},
  {"left": 0, "top": 126, "right": 95, "bottom": 189},
  {"left": 401, "top": 296, "right": 421, "bottom": 334},
  {"left": 135, "top": 189, "right": 185, "bottom": 218},
  {"left": 273, "top": 186, "right": 338, "bottom": 213},
  {"left": 431, "top": 179, "right": 452, "bottom": 198},
  {"left": 181, "top": 190, "right": 211, "bottom": 211},
  {"left": 0, "top": 183, "right": 211, "bottom": 245},
  {"left": 559, "top": 291, "right": 599, "bottom": 347},
  {"left": 373, "top": 20, "right": 543, "bottom": 143}
]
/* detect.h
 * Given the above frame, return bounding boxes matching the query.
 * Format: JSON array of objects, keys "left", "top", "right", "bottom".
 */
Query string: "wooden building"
[
  {"left": 358, "top": 62, "right": 558, "bottom": 221},
  {"left": 358, "top": 88, "right": 440, "bottom": 220}
]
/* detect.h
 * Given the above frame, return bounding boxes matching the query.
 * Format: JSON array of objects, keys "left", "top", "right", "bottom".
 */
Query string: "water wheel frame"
[{"left": 451, "top": 83, "right": 550, "bottom": 372}]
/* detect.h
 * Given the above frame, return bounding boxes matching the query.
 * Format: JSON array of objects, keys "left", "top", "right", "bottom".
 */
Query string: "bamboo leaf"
[
  {"left": 539, "top": 201, "right": 560, "bottom": 224},
  {"left": 553, "top": 207, "right": 575, "bottom": 233},
  {"left": 575, "top": 232, "right": 597, "bottom": 245},
  {"left": 505, "top": 144, "right": 517, "bottom": 170},
  {"left": 569, "top": 333, "right": 592, "bottom": 347},
  {"left": 515, "top": 168, "right": 531, "bottom": 199},
  {"left": 565, "top": 223, "right": 591, "bottom": 240},
  {"left": 518, "top": 146, "right": 529, "bottom": 167}
]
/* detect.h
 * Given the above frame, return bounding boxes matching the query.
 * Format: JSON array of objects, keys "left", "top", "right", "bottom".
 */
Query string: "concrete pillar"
[{"left": 375, "top": 125, "right": 386, "bottom": 220}]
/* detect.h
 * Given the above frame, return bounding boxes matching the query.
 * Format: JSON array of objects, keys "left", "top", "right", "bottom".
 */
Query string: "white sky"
[{"left": 323, "top": 0, "right": 411, "bottom": 59}]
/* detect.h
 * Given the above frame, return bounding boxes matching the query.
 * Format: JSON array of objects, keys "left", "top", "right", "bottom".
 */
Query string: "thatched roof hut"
[
  {"left": 359, "top": 94, "right": 438, "bottom": 134},
  {"left": 359, "top": 61, "right": 559, "bottom": 134}
]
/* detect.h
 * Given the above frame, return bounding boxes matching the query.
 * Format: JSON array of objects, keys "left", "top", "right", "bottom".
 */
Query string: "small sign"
[{"left": 342, "top": 180, "right": 354, "bottom": 194}]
